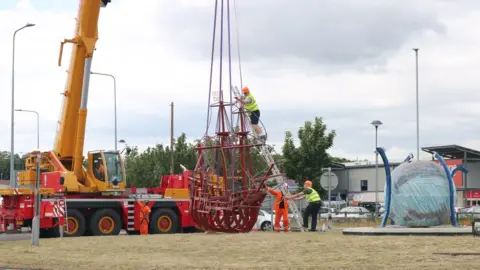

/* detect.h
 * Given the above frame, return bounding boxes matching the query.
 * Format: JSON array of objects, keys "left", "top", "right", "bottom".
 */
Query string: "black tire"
[
  {"left": 261, "top": 221, "right": 272, "bottom": 231},
  {"left": 89, "top": 208, "right": 122, "bottom": 236},
  {"left": 149, "top": 208, "right": 179, "bottom": 234},
  {"left": 64, "top": 209, "right": 86, "bottom": 237}
]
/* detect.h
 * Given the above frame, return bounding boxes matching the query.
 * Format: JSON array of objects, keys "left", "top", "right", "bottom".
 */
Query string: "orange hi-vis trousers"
[
  {"left": 138, "top": 202, "right": 151, "bottom": 235},
  {"left": 274, "top": 208, "right": 289, "bottom": 232},
  {"left": 140, "top": 219, "right": 149, "bottom": 235}
]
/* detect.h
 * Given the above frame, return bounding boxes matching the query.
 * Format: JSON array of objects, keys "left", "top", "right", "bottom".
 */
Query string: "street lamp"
[
  {"left": 371, "top": 120, "right": 382, "bottom": 219},
  {"left": 119, "top": 139, "right": 129, "bottom": 154},
  {"left": 90, "top": 71, "right": 117, "bottom": 151},
  {"left": 11, "top": 22, "right": 35, "bottom": 187},
  {"left": 15, "top": 109, "right": 39, "bottom": 150},
  {"left": 14, "top": 108, "right": 40, "bottom": 246},
  {"left": 413, "top": 48, "right": 420, "bottom": 160}
]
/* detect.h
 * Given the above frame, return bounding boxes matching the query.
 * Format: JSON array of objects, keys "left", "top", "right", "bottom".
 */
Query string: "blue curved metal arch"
[
  {"left": 403, "top": 153, "right": 414, "bottom": 163},
  {"left": 452, "top": 165, "right": 469, "bottom": 177},
  {"left": 376, "top": 147, "right": 392, "bottom": 227},
  {"left": 434, "top": 152, "right": 458, "bottom": 227}
]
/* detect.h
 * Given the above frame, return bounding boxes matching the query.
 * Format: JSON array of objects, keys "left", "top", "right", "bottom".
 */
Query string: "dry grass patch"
[{"left": 0, "top": 230, "right": 479, "bottom": 269}]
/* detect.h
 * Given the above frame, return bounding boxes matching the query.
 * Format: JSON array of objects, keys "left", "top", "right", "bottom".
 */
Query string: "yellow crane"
[{"left": 18, "top": 0, "right": 126, "bottom": 194}]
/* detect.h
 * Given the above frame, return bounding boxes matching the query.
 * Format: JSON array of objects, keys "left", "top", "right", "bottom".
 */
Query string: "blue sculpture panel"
[{"left": 389, "top": 161, "right": 453, "bottom": 226}]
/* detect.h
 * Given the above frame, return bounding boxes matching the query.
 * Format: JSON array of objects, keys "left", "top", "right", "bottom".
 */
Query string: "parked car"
[
  {"left": 458, "top": 206, "right": 480, "bottom": 219},
  {"left": 319, "top": 207, "right": 336, "bottom": 219},
  {"left": 333, "top": 206, "right": 372, "bottom": 219},
  {"left": 254, "top": 209, "right": 294, "bottom": 231}
]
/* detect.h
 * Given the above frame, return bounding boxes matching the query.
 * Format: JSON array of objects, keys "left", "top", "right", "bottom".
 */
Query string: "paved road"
[
  {"left": 0, "top": 263, "right": 37, "bottom": 269},
  {"left": 0, "top": 233, "right": 31, "bottom": 242},
  {"left": 0, "top": 268, "right": 40, "bottom": 270},
  {"left": 0, "top": 230, "right": 129, "bottom": 242}
]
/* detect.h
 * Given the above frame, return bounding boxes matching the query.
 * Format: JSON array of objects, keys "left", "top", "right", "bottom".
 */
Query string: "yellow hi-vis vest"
[
  {"left": 305, "top": 187, "right": 321, "bottom": 203},
  {"left": 244, "top": 93, "right": 259, "bottom": 112}
]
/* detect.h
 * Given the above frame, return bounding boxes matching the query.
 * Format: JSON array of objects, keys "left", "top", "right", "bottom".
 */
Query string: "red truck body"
[{"left": 0, "top": 171, "right": 197, "bottom": 237}]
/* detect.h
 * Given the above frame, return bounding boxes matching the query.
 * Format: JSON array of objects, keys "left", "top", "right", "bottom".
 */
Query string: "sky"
[{"left": 1, "top": 0, "right": 480, "bottom": 164}]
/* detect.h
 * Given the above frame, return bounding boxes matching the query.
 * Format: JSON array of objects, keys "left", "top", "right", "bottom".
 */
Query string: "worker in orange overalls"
[
  {"left": 265, "top": 185, "right": 290, "bottom": 232},
  {"left": 138, "top": 200, "right": 151, "bottom": 235}
]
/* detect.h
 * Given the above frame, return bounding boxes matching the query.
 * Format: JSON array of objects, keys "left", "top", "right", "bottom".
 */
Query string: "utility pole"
[
  {"left": 413, "top": 48, "right": 420, "bottom": 160},
  {"left": 170, "top": 102, "right": 174, "bottom": 175}
]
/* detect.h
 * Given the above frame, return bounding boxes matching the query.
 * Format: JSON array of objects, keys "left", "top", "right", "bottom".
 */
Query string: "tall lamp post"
[
  {"left": 15, "top": 108, "right": 40, "bottom": 246},
  {"left": 11, "top": 22, "right": 36, "bottom": 187},
  {"left": 170, "top": 102, "right": 174, "bottom": 175},
  {"left": 413, "top": 48, "right": 420, "bottom": 160},
  {"left": 90, "top": 71, "right": 117, "bottom": 151},
  {"left": 15, "top": 109, "right": 39, "bottom": 149},
  {"left": 118, "top": 139, "right": 128, "bottom": 185},
  {"left": 371, "top": 120, "right": 383, "bottom": 219}
]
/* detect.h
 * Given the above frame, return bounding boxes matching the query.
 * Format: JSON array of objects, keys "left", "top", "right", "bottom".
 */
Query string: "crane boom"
[
  {"left": 55, "top": 0, "right": 105, "bottom": 172},
  {"left": 17, "top": 0, "right": 126, "bottom": 194}
]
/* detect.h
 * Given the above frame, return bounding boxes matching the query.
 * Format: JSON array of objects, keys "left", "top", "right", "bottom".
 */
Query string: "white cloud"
[{"left": 0, "top": 0, "right": 479, "bottom": 165}]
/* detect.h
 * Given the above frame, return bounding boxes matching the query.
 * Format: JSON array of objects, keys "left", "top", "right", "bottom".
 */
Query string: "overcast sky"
[{"left": 1, "top": 0, "right": 480, "bottom": 164}]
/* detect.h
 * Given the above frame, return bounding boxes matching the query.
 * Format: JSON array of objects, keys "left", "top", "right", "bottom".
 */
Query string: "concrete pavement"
[{"left": 0, "top": 229, "right": 128, "bottom": 242}]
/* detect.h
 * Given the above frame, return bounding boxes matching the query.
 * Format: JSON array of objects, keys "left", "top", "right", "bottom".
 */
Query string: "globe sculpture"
[{"left": 377, "top": 147, "right": 468, "bottom": 227}]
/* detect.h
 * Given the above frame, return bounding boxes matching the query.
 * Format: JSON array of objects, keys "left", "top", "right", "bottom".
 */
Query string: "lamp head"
[
  {"left": 371, "top": 120, "right": 383, "bottom": 128},
  {"left": 26, "top": 23, "right": 35, "bottom": 27}
]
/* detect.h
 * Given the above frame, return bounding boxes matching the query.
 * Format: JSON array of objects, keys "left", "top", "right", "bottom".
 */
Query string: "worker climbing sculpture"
[
  {"left": 235, "top": 86, "right": 266, "bottom": 143},
  {"left": 186, "top": 0, "right": 277, "bottom": 233}
]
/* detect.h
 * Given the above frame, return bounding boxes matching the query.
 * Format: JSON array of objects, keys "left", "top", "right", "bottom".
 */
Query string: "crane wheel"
[
  {"left": 149, "top": 208, "right": 179, "bottom": 234},
  {"left": 64, "top": 209, "right": 86, "bottom": 237},
  {"left": 89, "top": 208, "right": 122, "bottom": 236}
]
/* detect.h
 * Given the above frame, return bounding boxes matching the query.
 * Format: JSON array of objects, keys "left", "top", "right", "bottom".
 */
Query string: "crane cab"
[{"left": 87, "top": 150, "right": 126, "bottom": 192}]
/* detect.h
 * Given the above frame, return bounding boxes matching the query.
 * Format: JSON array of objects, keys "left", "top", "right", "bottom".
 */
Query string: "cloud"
[
  {"left": 0, "top": 0, "right": 479, "bottom": 166},
  {"left": 160, "top": 0, "right": 446, "bottom": 73}
]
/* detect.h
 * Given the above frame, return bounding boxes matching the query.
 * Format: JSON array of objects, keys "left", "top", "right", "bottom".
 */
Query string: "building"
[
  {"left": 323, "top": 144, "right": 480, "bottom": 208},
  {"left": 422, "top": 145, "right": 480, "bottom": 208},
  {"left": 343, "top": 162, "right": 401, "bottom": 205}
]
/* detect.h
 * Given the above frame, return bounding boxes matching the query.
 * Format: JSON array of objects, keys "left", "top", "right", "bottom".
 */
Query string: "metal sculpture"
[
  {"left": 187, "top": 0, "right": 277, "bottom": 233},
  {"left": 377, "top": 147, "right": 468, "bottom": 227}
]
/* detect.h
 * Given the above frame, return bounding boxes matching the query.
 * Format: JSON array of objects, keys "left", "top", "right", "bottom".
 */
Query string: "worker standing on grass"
[
  {"left": 237, "top": 87, "right": 266, "bottom": 142},
  {"left": 265, "top": 185, "right": 291, "bottom": 232},
  {"left": 138, "top": 200, "right": 151, "bottom": 235},
  {"left": 289, "top": 180, "right": 322, "bottom": 232}
]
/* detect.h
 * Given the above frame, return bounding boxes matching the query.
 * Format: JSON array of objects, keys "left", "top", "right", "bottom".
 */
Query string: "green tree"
[
  {"left": 0, "top": 151, "right": 27, "bottom": 180},
  {"left": 123, "top": 133, "right": 198, "bottom": 187},
  {"left": 281, "top": 117, "right": 336, "bottom": 197},
  {"left": 329, "top": 156, "right": 353, "bottom": 163}
]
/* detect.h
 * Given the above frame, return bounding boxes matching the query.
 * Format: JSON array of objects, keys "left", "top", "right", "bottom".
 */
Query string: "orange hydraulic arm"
[
  {"left": 54, "top": 0, "right": 109, "bottom": 181},
  {"left": 17, "top": 0, "right": 126, "bottom": 193}
]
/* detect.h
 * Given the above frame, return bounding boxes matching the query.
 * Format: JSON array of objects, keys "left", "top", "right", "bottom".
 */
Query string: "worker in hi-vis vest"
[
  {"left": 236, "top": 86, "right": 266, "bottom": 142},
  {"left": 289, "top": 180, "right": 322, "bottom": 232}
]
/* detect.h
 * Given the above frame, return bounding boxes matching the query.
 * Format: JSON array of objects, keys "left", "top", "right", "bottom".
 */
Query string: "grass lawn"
[{"left": 0, "top": 230, "right": 478, "bottom": 270}]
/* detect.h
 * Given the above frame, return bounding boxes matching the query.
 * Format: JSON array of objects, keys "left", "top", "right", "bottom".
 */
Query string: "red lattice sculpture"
[{"left": 187, "top": 0, "right": 277, "bottom": 233}]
